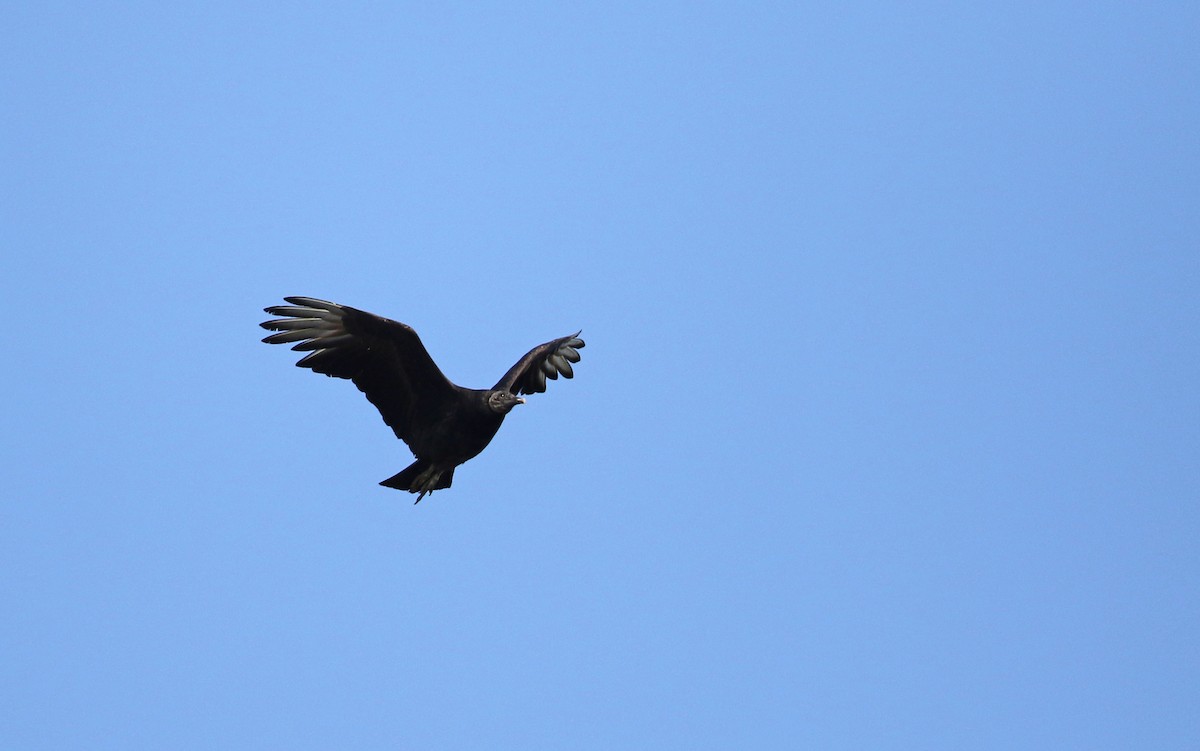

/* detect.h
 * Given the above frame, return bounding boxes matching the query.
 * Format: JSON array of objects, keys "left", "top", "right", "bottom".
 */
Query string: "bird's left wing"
[
  {"left": 260, "top": 297, "right": 458, "bottom": 444},
  {"left": 492, "top": 332, "right": 585, "bottom": 396}
]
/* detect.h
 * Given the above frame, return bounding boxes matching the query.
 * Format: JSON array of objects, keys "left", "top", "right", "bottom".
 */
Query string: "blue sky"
[{"left": 2, "top": 2, "right": 1197, "bottom": 748}]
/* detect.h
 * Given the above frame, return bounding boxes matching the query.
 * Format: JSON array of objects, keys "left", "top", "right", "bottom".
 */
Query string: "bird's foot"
[{"left": 412, "top": 464, "right": 443, "bottom": 504}]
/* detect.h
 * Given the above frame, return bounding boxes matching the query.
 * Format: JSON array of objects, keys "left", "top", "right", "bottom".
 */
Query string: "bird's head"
[{"left": 487, "top": 390, "right": 526, "bottom": 414}]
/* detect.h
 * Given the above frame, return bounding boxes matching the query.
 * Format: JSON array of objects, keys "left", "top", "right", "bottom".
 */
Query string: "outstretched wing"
[
  {"left": 493, "top": 332, "right": 585, "bottom": 396},
  {"left": 260, "top": 297, "right": 458, "bottom": 444}
]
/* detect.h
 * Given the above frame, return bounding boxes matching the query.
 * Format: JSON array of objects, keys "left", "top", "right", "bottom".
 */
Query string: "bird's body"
[
  {"left": 260, "top": 297, "right": 584, "bottom": 501},
  {"left": 404, "top": 390, "right": 502, "bottom": 463}
]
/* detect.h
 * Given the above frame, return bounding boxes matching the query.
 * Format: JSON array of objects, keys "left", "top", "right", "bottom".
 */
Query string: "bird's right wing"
[
  {"left": 493, "top": 332, "right": 586, "bottom": 396},
  {"left": 260, "top": 297, "right": 457, "bottom": 444}
]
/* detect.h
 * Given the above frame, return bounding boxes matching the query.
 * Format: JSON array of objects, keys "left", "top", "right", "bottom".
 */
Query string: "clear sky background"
[{"left": 2, "top": 3, "right": 1197, "bottom": 749}]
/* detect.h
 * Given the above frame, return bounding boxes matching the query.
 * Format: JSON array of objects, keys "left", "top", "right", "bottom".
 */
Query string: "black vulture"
[{"left": 260, "top": 297, "right": 585, "bottom": 502}]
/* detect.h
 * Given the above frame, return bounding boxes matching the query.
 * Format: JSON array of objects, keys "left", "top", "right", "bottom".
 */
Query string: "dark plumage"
[{"left": 260, "top": 297, "right": 585, "bottom": 502}]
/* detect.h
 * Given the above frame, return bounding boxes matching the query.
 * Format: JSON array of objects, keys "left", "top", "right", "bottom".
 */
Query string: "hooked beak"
[{"left": 516, "top": 397, "right": 526, "bottom": 405}]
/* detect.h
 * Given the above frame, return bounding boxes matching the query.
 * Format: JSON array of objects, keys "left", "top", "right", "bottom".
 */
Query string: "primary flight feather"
[{"left": 260, "top": 297, "right": 585, "bottom": 502}]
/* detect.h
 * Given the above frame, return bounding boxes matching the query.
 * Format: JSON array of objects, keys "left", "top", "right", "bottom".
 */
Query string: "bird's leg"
[{"left": 412, "top": 464, "right": 443, "bottom": 504}]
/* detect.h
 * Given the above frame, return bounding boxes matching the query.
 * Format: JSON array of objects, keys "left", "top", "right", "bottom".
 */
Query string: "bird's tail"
[{"left": 380, "top": 460, "right": 455, "bottom": 503}]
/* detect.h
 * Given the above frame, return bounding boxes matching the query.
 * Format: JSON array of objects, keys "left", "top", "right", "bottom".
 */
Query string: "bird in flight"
[{"left": 260, "top": 297, "right": 585, "bottom": 502}]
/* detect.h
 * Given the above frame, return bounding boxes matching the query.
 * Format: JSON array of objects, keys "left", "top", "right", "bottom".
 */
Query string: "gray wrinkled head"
[{"left": 487, "top": 390, "right": 525, "bottom": 415}]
